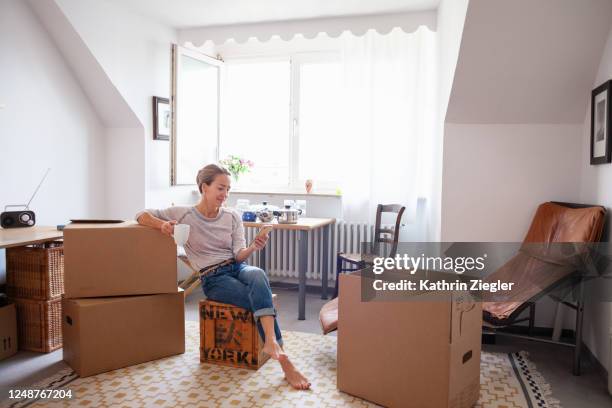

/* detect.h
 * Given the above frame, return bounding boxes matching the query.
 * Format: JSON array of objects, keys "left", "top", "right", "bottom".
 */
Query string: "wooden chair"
[
  {"left": 333, "top": 204, "right": 406, "bottom": 298},
  {"left": 178, "top": 251, "right": 202, "bottom": 297}
]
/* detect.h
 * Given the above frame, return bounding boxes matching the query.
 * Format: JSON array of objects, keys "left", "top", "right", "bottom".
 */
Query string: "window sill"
[
  {"left": 232, "top": 190, "right": 341, "bottom": 198},
  {"left": 191, "top": 187, "right": 342, "bottom": 198}
]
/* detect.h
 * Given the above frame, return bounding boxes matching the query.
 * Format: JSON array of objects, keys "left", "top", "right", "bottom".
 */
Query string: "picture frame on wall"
[
  {"left": 153, "top": 96, "right": 170, "bottom": 141},
  {"left": 590, "top": 80, "right": 612, "bottom": 165}
]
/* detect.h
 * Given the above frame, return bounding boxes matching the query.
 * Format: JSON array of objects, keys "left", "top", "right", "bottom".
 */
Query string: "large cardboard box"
[
  {"left": 62, "top": 290, "right": 185, "bottom": 377},
  {"left": 63, "top": 222, "right": 177, "bottom": 298},
  {"left": 337, "top": 271, "right": 482, "bottom": 408},
  {"left": 0, "top": 304, "right": 18, "bottom": 361}
]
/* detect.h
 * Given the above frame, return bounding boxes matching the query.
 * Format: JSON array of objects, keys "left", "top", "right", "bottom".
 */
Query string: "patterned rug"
[{"left": 3, "top": 321, "right": 560, "bottom": 408}]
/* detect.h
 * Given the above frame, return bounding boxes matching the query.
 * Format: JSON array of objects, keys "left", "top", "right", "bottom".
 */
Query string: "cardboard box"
[
  {"left": 199, "top": 299, "right": 270, "bottom": 370},
  {"left": 62, "top": 290, "right": 185, "bottom": 377},
  {"left": 0, "top": 304, "right": 18, "bottom": 361},
  {"left": 63, "top": 222, "right": 177, "bottom": 298},
  {"left": 337, "top": 271, "right": 481, "bottom": 408}
]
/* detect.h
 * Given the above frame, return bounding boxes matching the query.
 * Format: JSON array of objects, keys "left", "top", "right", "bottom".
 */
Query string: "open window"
[
  {"left": 171, "top": 45, "right": 343, "bottom": 191},
  {"left": 171, "top": 45, "right": 222, "bottom": 186}
]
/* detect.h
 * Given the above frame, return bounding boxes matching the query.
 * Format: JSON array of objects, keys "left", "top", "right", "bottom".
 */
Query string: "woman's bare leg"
[
  {"left": 260, "top": 316, "right": 311, "bottom": 390},
  {"left": 259, "top": 316, "right": 284, "bottom": 359}
]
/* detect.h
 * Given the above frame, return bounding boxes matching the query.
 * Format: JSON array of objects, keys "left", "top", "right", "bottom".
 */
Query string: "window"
[
  {"left": 172, "top": 47, "right": 342, "bottom": 191},
  {"left": 171, "top": 46, "right": 221, "bottom": 185},
  {"left": 220, "top": 58, "right": 291, "bottom": 188},
  {"left": 294, "top": 55, "right": 342, "bottom": 189}
]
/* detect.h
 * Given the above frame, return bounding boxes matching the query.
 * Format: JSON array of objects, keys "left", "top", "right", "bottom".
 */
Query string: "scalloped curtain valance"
[{"left": 178, "top": 10, "right": 436, "bottom": 46}]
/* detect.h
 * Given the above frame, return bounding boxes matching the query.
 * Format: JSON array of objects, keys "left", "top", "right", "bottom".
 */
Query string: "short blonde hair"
[{"left": 196, "top": 164, "right": 231, "bottom": 193}]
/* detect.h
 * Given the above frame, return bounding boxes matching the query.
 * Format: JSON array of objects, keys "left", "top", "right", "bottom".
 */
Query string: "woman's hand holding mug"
[
  {"left": 161, "top": 220, "right": 177, "bottom": 237},
  {"left": 173, "top": 224, "right": 191, "bottom": 246},
  {"left": 160, "top": 220, "right": 190, "bottom": 246}
]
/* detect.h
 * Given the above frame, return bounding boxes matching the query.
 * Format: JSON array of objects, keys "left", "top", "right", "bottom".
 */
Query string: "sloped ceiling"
[
  {"left": 28, "top": 0, "right": 141, "bottom": 128},
  {"left": 446, "top": 0, "right": 612, "bottom": 124}
]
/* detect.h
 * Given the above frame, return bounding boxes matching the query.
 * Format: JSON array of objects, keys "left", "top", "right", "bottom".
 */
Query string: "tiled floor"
[
  {"left": 484, "top": 335, "right": 611, "bottom": 407},
  {"left": 1, "top": 285, "right": 610, "bottom": 407}
]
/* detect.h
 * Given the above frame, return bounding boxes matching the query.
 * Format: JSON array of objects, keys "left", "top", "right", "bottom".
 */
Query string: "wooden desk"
[
  {"left": 0, "top": 226, "right": 63, "bottom": 249},
  {"left": 243, "top": 218, "right": 336, "bottom": 320}
]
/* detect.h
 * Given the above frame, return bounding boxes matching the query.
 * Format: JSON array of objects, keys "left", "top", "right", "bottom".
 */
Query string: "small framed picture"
[
  {"left": 153, "top": 96, "right": 170, "bottom": 141},
  {"left": 590, "top": 81, "right": 612, "bottom": 164}
]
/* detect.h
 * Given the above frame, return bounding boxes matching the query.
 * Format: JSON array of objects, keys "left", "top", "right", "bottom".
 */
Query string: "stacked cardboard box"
[
  {"left": 62, "top": 221, "right": 185, "bottom": 377},
  {"left": 0, "top": 302, "right": 18, "bottom": 361}
]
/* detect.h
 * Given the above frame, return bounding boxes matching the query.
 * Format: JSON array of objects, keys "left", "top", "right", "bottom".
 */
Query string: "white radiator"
[
  {"left": 244, "top": 221, "right": 375, "bottom": 282},
  {"left": 244, "top": 198, "right": 427, "bottom": 282}
]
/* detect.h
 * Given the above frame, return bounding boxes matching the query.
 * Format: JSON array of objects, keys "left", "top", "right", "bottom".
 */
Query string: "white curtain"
[{"left": 335, "top": 27, "right": 438, "bottom": 239}]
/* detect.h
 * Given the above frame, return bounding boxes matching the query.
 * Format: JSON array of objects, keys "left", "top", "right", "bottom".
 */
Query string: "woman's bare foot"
[
  {"left": 262, "top": 339, "right": 285, "bottom": 360},
  {"left": 279, "top": 355, "right": 311, "bottom": 390}
]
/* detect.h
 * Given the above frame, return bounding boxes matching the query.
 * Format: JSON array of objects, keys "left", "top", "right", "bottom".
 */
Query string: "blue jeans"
[{"left": 200, "top": 261, "right": 283, "bottom": 346}]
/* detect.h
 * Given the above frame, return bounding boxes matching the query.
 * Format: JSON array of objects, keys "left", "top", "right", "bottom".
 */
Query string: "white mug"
[{"left": 174, "top": 224, "right": 190, "bottom": 246}]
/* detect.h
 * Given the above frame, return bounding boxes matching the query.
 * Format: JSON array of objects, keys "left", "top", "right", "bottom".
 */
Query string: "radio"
[
  {"left": 1, "top": 206, "right": 36, "bottom": 228},
  {"left": 0, "top": 169, "right": 50, "bottom": 229}
]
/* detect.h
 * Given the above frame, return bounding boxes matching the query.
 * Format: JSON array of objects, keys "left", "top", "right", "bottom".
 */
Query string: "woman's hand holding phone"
[{"left": 251, "top": 225, "right": 272, "bottom": 250}]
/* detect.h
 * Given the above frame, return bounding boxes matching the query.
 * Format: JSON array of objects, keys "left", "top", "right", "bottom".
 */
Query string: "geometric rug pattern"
[
  {"left": 2, "top": 322, "right": 561, "bottom": 408},
  {"left": 477, "top": 351, "right": 561, "bottom": 408}
]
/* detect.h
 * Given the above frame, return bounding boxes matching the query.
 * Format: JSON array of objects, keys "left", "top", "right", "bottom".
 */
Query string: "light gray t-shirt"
[{"left": 136, "top": 206, "right": 246, "bottom": 270}]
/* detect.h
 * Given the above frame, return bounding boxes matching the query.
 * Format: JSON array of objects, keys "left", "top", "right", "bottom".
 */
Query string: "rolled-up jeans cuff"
[{"left": 253, "top": 307, "right": 276, "bottom": 318}]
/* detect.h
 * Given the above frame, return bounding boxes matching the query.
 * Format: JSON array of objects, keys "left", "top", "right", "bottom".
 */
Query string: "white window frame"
[
  {"left": 171, "top": 44, "right": 223, "bottom": 186},
  {"left": 221, "top": 51, "right": 341, "bottom": 192},
  {"left": 219, "top": 55, "right": 293, "bottom": 189},
  {"left": 172, "top": 46, "right": 341, "bottom": 192},
  {"left": 289, "top": 51, "right": 341, "bottom": 191}
]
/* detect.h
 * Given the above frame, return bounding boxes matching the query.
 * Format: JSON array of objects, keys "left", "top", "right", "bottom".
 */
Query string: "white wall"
[
  {"left": 105, "top": 128, "right": 146, "bottom": 218},
  {"left": 436, "top": 0, "right": 469, "bottom": 121},
  {"left": 0, "top": 0, "right": 105, "bottom": 282},
  {"left": 579, "top": 25, "right": 612, "bottom": 373},
  {"left": 441, "top": 123, "right": 584, "bottom": 330},
  {"left": 441, "top": 124, "right": 582, "bottom": 242},
  {"left": 53, "top": 0, "right": 178, "bottom": 217},
  {"left": 433, "top": 0, "right": 469, "bottom": 241}
]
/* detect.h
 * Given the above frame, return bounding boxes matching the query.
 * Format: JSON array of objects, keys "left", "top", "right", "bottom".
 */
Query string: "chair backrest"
[
  {"left": 523, "top": 201, "right": 606, "bottom": 244},
  {"left": 374, "top": 204, "right": 406, "bottom": 257}
]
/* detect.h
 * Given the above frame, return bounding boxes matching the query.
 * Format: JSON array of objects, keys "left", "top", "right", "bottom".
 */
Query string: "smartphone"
[{"left": 256, "top": 225, "right": 273, "bottom": 238}]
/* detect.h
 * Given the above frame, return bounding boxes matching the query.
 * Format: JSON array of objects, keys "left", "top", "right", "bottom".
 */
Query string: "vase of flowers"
[{"left": 220, "top": 155, "right": 254, "bottom": 182}]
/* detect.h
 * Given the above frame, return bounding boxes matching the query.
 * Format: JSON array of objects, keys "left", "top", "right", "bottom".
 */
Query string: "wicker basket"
[
  {"left": 13, "top": 297, "right": 62, "bottom": 353},
  {"left": 7, "top": 241, "right": 64, "bottom": 300}
]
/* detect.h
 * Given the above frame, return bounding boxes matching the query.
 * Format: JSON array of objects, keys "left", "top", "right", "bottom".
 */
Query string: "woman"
[{"left": 136, "top": 164, "right": 310, "bottom": 390}]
